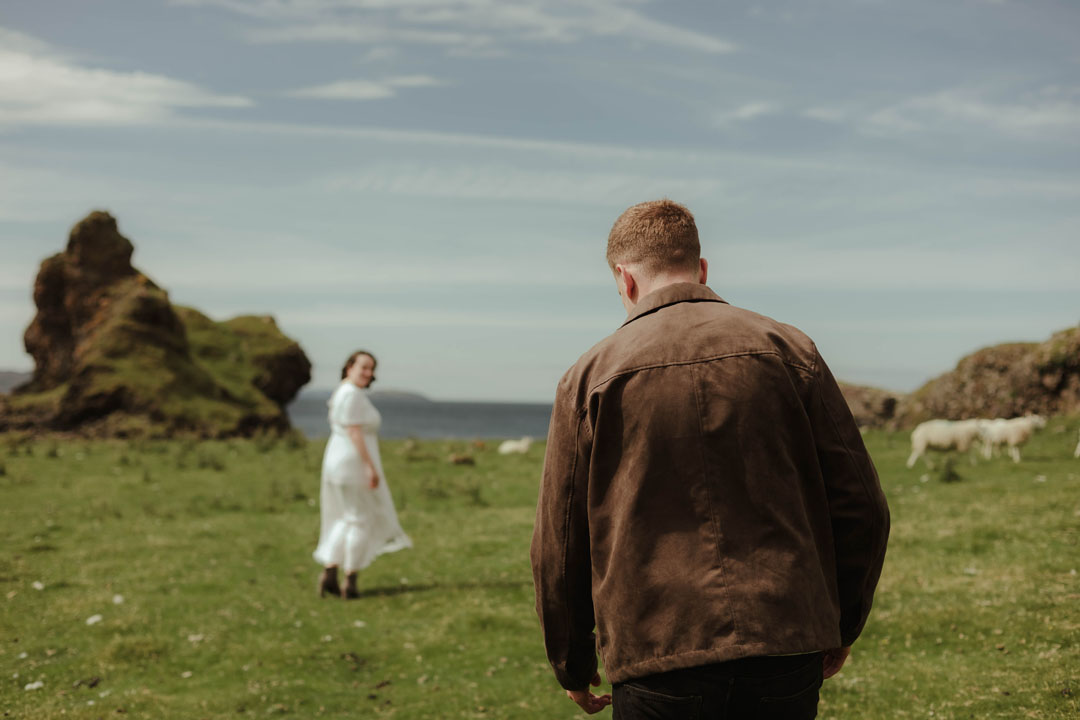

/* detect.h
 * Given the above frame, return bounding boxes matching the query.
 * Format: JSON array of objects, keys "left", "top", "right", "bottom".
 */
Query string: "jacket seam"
[
  {"left": 586, "top": 350, "right": 815, "bottom": 398},
  {"left": 814, "top": 353, "right": 887, "bottom": 638},
  {"left": 558, "top": 408, "right": 584, "bottom": 685},
  {"left": 689, "top": 363, "right": 741, "bottom": 645}
]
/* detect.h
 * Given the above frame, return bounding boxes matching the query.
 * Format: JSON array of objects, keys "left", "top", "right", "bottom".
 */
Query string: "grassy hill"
[{"left": 1, "top": 428, "right": 1078, "bottom": 718}]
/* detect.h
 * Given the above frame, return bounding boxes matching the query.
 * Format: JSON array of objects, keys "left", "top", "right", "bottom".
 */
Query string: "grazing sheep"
[
  {"left": 906, "top": 418, "right": 984, "bottom": 468},
  {"left": 497, "top": 437, "right": 532, "bottom": 455},
  {"left": 977, "top": 418, "right": 1010, "bottom": 459},
  {"left": 979, "top": 415, "right": 1046, "bottom": 463}
]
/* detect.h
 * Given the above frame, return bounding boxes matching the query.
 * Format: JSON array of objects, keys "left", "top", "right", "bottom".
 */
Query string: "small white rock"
[
  {"left": 85, "top": 614, "right": 103, "bottom": 626},
  {"left": 18, "top": 652, "right": 27, "bottom": 659},
  {"left": 181, "top": 671, "right": 193, "bottom": 679},
  {"left": 31, "top": 581, "right": 44, "bottom": 591},
  {"left": 353, "top": 620, "right": 367, "bottom": 628},
  {"left": 24, "top": 681, "right": 44, "bottom": 691},
  {"left": 112, "top": 594, "right": 125, "bottom": 605}
]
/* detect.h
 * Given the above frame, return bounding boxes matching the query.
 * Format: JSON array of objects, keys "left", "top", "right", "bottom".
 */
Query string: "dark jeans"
[{"left": 612, "top": 653, "right": 823, "bottom": 720}]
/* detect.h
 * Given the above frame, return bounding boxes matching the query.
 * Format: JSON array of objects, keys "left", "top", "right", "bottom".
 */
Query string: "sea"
[{"left": 287, "top": 389, "right": 553, "bottom": 440}]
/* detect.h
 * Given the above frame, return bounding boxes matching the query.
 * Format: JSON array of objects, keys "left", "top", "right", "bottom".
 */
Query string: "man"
[{"left": 530, "top": 199, "right": 889, "bottom": 718}]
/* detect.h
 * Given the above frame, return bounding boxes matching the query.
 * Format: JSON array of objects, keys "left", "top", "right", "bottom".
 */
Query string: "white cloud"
[
  {"left": 714, "top": 101, "right": 778, "bottom": 126},
  {"left": 810, "top": 87, "right": 1080, "bottom": 140},
  {"left": 312, "top": 163, "right": 729, "bottom": 205},
  {"left": 361, "top": 46, "right": 398, "bottom": 62},
  {"left": 802, "top": 106, "right": 848, "bottom": 123},
  {"left": 875, "top": 89, "right": 1080, "bottom": 136},
  {"left": 286, "top": 74, "right": 443, "bottom": 100},
  {"left": 0, "top": 27, "right": 251, "bottom": 128},
  {"left": 599, "top": 7, "right": 735, "bottom": 54},
  {"left": 168, "top": 115, "right": 660, "bottom": 159},
  {"left": 248, "top": 22, "right": 492, "bottom": 50},
  {"left": 274, "top": 304, "right": 611, "bottom": 330},
  {"left": 287, "top": 79, "right": 395, "bottom": 100},
  {"left": 136, "top": 225, "right": 604, "bottom": 292},
  {"left": 386, "top": 74, "right": 442, "bottom": 88},
  {"left": 175, "top": 0, "right": 735, "bottom": 55},
  {"left": 716, "top": 242, "right": 1080, "bottom": 293}
]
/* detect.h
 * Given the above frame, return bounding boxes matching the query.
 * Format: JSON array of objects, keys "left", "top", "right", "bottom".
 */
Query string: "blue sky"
[{"left": 1, "top": 0, "right": 1078, "bottom": 401}]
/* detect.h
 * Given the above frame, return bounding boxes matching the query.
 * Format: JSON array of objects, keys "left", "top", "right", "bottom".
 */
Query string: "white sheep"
[
  {"left": 497, "top": 436, "right": 533, "bottom": 455},
  {"left": 977, "top": 418, "right": 1010, "bottom": 460},
  {"left": 979, "top": 415, "right": 1046, "bottom": 463},
  {"left": 906, "top": 418, "right": 985, "bottom": 468},
  {"left": 1074, "top": 428, "right": 1080, "bottom": 459}
]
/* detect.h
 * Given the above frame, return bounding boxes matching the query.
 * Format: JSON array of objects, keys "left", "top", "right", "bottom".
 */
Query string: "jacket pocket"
[{"left": 614, "top": 683, "right": 702, "bottom": 720}]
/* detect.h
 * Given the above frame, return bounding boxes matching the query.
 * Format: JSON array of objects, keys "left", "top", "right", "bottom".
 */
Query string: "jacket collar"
[{"left": 620, "top": 282, "right": 728, "bottom": 328}]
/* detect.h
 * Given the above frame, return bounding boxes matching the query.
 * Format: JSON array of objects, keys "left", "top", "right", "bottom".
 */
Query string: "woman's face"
[{"left": 346, "top": 354, "right": 376, "bottom": 388}]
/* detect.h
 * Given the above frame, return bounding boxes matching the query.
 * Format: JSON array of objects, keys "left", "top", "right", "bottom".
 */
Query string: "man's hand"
[
  {"left": 566, "top": 673, "right": 612, "bottom": 714},
  {"left": 822, "top": 646, "right": 851, "bottom": 679},
  {"left": 365, "top": 463, "right": 379, "bottom": 490}
]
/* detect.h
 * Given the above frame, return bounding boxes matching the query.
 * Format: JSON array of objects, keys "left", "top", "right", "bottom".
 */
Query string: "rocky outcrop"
[
  {"left": 837, "top": 382, "right": 902, "bottom": 430},
  {"left": 0, "top": 211, "right": 311, "bottom": 437},
  {"left": 894, "top": 326, "right": 1080, "bottom": 427}
]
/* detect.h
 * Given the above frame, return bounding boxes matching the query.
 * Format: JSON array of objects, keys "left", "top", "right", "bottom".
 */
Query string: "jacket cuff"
[{"left": 553, "top": 640, "right": 598, "bottom": 691}]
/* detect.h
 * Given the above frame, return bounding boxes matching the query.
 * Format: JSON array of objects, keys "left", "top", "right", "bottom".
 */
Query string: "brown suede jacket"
[{"left": 530, "top": 283, "right": 890, "bottom": 690}]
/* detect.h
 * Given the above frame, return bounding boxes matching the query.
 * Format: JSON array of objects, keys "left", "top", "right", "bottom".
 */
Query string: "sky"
[{"left": 1, "top": 0, "right": 1078, "bottom": 402}]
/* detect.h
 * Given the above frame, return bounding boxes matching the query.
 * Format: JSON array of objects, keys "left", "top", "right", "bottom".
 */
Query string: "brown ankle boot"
[
  {"left": 342, "top": 572, "right": 360, "bottom": 599},
  {"left": 318, "top": 567, "right": 341, "bottom": 598}
]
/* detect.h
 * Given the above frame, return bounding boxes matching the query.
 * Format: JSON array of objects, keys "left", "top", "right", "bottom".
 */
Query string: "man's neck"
[{"left": 636, "top": 273, "right": 701, "bottom": 299}]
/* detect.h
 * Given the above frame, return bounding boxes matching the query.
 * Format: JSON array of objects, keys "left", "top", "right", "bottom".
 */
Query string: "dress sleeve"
[{"left": 337, "top": 389, "right": 378, "bottom": 427}]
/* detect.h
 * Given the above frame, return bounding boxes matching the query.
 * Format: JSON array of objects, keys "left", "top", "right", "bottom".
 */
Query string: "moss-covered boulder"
[
  {"left": 0, "top": 211, "right": 311, "bottom": 437},
  {"left": 837, "top": 382, "right": 902, "bottom": 430},
  {"left": 895, "top": 326, "right": 1080, "bottom": 427}
]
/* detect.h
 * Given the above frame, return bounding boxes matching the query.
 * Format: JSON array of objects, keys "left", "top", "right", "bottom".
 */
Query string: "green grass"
[{"left": 1, "top": 422, "right": 1078, "bottom": 719}]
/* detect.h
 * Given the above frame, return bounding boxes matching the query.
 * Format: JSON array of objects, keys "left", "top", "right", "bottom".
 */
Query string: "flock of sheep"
[
  {"left": 904, "top": 415, "right": 1069, "bottom": 468},
  {"left": 493, "top": 424, "right": 1080, "bottom": 466}
]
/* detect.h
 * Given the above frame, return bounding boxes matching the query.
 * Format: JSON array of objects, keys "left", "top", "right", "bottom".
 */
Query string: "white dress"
[{"left": 312, "top": 382, "right": 412, "bottom": 572}]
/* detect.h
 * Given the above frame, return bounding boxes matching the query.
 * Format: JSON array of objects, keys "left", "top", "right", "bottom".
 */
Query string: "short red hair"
[{"left": 606, "top": 199, "right": 700, "bottom": 276}]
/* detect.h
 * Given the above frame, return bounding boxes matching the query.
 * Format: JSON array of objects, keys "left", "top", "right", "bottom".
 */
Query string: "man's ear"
[
  {"left": 698, "top": 258, "right": 708, "bottom": 285},
  {"left": 615, "top": 264, "right": 636, "bottom": 301}
]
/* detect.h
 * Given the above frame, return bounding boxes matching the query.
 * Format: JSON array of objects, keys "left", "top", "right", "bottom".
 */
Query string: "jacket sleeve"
[
  {"left": 530, "top": 372, "right": 598, "bottom": 691},
  {"left": 808, "top": 349, "right": 890, "bottom": 647}
]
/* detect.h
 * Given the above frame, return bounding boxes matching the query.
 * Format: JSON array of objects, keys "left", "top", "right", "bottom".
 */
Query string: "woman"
[{"left": 313, "top": 350, "right": 412, "bottom": 598}]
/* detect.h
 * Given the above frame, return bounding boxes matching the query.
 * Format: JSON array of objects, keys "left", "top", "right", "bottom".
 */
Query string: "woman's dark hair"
[{"left": 341, "top": 350, "right": 377, "bottom": 385}]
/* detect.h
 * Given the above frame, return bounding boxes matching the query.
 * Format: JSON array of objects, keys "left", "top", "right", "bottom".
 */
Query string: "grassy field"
[{"left": 1, "top": 421, "right": 1078, "bottom": 719}]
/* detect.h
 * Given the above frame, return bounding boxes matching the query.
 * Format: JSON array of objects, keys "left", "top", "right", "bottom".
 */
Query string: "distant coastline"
[
  {"left": 0, "top": 370, "right": 31, "bottom": 394},
  {"left": 288, "top": 388, "right": 552, "bottom": 440}
]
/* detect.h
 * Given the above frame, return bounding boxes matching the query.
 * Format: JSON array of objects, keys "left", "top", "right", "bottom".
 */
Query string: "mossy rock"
[{"left": 0, "top": 211, "right": 310, "bottom": 437}]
